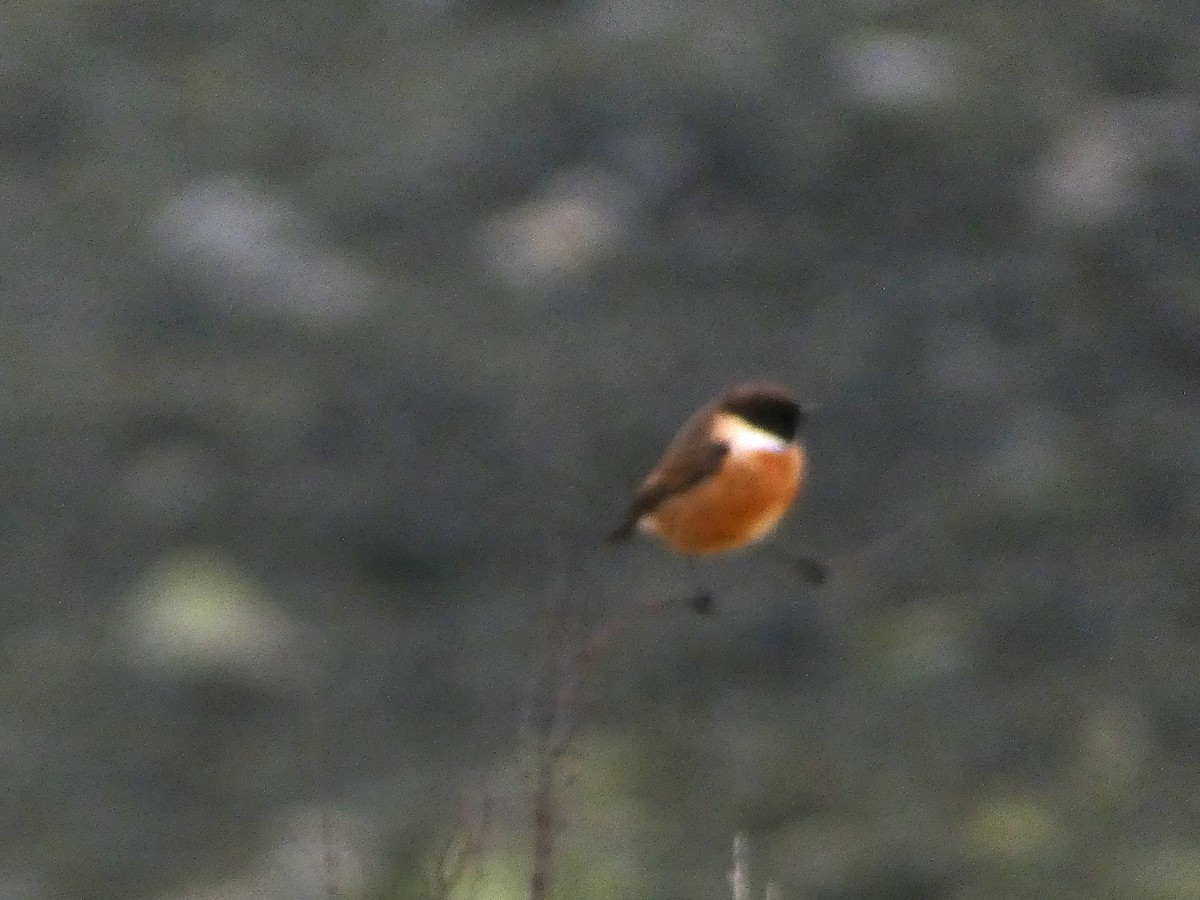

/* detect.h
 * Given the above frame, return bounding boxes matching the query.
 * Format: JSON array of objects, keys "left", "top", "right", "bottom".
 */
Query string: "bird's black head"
[{"left": 720, "top": 382, "right": 803, "bottom": 441}]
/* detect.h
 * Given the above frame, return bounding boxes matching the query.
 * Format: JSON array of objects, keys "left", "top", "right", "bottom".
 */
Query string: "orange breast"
[{"left": 646, "top": 445, "right": 804, "bottom": 555}]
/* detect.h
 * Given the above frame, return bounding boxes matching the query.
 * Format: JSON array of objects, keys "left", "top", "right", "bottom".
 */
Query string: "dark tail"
[{"left": 606, "top": 519, "right": 635, "bottom": 543}]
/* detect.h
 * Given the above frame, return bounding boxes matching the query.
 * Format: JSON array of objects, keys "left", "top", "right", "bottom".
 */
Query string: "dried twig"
[
  {"left": 319, "top": 803, "right": 338, "bottom": 900},
  {"left": 529, "top": 593, "right": 681, "bottom": 899},
  {"left": 728, "top": 833, "right": 750, "bottom": 900},
  {"left": 428, "top": 791, "right": 492, "bottom": 900}
]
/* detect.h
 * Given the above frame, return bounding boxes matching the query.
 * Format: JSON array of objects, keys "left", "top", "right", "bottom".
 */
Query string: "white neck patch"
[{"left": 715, "top": 413, "right": 790, "bottom": 453}]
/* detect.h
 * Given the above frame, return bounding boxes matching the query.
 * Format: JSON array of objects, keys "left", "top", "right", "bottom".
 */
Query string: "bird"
[{"left": 609, "top": 382, "right": 825, "bottom": 592}]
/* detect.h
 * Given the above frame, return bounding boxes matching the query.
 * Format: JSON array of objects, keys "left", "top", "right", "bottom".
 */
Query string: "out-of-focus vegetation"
[{"left": 1, "top": 0, "right": 1198, "bottom": 897}]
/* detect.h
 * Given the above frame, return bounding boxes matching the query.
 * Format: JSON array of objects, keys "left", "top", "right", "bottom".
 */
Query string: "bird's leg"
[
  {"left": 683, "top": 557, "right": 717, "bottom": 615},
  {"left": 763, "top": 542, "right": 828, "bottom": 585}
]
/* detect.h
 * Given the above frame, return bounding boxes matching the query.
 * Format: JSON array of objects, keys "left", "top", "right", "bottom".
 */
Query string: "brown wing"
[{"left": 607, "top": 439, "right": 729, "bottom": 541}]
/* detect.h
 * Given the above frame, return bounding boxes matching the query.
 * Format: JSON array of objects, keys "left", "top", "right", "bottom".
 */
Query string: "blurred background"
[{"left": 3, "top": 0, "right": 1198, "bottom": 897}]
